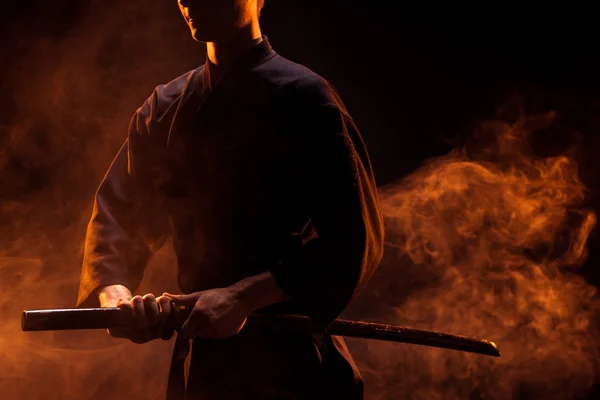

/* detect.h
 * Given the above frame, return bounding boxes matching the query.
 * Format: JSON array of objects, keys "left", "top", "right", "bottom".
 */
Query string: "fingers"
[
  {"left": 157, "top": 296, "right": 172, "bottom": 326},
  {"left": 108, "top": 298, "right": 132, "bottom": 340},
  {"left": 131, "top": 295, "right": 147, "bottom": 329},
  {"left": 143, "top": 294, "right": 160, "bottom": 327},
  {"left": 157, "top": 295, "right": 175, "bottom": 340},
  {"left": 116, "top": 297, "right": 135, "bottom": 320},
  {"left": 107, "top": 292, "right": 199, "bottom": 343},
  {"left": 163, "top": 292, "right": 197, "bottom": 306},
  {"left": 142, "top": 294, "right": 162, "bottom": 340},
  {"left": 107, "top": 293, "right": 167, "bottom": 343}
]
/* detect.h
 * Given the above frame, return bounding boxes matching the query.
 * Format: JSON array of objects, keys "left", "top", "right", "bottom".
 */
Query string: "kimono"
[{"left": 76, "top": 36, "right": 384, "bottom": 399}]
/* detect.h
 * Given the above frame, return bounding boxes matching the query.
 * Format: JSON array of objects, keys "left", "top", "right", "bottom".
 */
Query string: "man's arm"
[
  {"left": 230, "top": 271, "right": 290, "bottom": 312},
  {"left": 268, "top": 90, "right": 385, "bottom": 330},
  {"left": 165, "top": 271, "right": 289, "bottom": 339},
  {"left": 77, "top": 92, "right": 171, "bottom": 308}
]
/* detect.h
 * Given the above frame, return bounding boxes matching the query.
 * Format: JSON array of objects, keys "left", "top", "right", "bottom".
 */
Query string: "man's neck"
[{"left": 205, "top": 21, "right": 262, "bottom": 84}]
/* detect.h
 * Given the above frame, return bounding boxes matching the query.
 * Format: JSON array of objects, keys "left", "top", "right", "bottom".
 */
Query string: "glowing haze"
[{"left": 349, "top": 112, "right": 600, "bottom": 399}]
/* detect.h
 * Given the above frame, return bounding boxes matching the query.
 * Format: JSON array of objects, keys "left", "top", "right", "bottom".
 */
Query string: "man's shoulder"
[
  {"left": 258, "top": 55, "right": 347, "bottom": 112},
  {"left": 149, "top": 67, "right": 200, "bottom": 115},
  {"left": 136, "top": 67, "right": 202, "bottom": 124}
]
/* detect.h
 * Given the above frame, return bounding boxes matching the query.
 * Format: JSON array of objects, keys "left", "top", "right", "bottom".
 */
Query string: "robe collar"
[
  {"left": 167, "top": 36, "right": 276, "bottom": 150},
  {"left": 200, "top": 35, "right": 276, "bottom": 93}
]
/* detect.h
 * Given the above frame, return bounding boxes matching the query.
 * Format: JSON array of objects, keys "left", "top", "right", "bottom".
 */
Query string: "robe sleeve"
[
  {"left": 76, "top": 93, "right": 172, "bottom": 308},
  {"left": 270, "top": 87, "right": 385, "bottom": 330}
]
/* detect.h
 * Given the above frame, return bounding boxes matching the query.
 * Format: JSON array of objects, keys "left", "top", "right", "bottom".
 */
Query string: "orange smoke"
[
  {"left": 349, "top": 111, "right": 600, "bottom": 399},
  {"left": 0, "top": 2, "right": 198, "bottom": 399}
]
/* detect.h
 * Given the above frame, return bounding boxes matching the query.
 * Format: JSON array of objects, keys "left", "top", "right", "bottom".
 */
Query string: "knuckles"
[
  {"left": 131, "top": 296, "right": 145, "bottom": 307},
  {"left": 157, "top": 296, "right": 171, "bottom": 308},
  {"left": 142, "top": 293, "right": 156, "bottom": 302}
]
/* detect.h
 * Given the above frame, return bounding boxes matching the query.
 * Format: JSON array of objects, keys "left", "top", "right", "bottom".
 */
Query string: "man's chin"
[
  {"left": 190, "top": 26, "right": 228, "bottom": 43},
  {"left": 188, "top": 27, "right": 201, "bottom": 42},
  {"left": 189, "top": 26, "right": 211, "bottom": 43},
  {"left": 193, "top": 32, "right": 216, "bottom": 43}
]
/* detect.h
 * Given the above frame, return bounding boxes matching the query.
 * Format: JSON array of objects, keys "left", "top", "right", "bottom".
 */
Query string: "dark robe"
[{"left": 77, "top": 36, "right": 384, "bottom": 399}]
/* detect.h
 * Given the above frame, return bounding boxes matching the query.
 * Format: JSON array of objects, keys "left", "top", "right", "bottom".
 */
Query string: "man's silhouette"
[{"left": 77, "top": 0, "right": 384, "bottom": 398}]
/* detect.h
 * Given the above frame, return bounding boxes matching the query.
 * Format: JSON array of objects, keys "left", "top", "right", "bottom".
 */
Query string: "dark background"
[{"left": 1, "top": 1, "right": 599, "bottom": 399}]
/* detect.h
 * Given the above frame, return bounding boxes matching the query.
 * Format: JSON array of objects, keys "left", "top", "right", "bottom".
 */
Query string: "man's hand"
[
  {"left": 164, "top": 287, "right": 250, "bottom": 339},
  {"left": 99, "top": 284, "right": 176, "bottom": 344}
]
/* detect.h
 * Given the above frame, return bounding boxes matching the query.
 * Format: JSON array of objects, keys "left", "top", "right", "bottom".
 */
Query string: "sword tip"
[{"left": 487, "top": 340, "right": 501, "bottom": 357}]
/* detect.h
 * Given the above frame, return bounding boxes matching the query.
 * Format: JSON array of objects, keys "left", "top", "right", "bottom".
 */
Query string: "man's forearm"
[{"left": 230, "top": 271, "right": 290, "bottom": 313}]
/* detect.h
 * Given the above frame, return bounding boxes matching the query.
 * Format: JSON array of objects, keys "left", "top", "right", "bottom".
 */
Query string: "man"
[{"left": 77, "top": 0, "right": 384, "bottom": 398}]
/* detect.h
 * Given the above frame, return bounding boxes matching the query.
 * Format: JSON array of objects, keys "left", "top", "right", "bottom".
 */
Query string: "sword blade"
[{"left": 21, "top": 308, "right": 500, "bottom": 357}]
